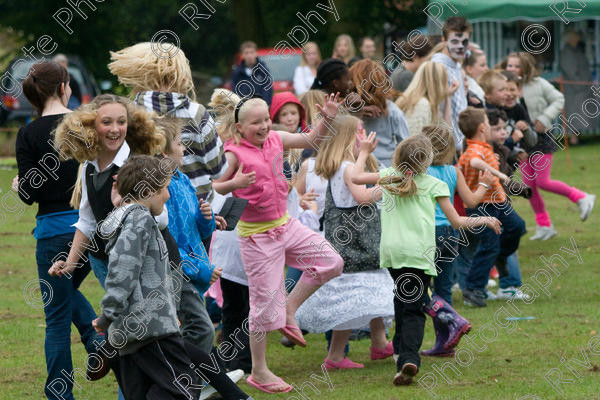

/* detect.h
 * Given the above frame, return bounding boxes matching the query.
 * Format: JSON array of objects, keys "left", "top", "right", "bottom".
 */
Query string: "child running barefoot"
[
  {"left": 351, "top": 134, "right": 501, "bottom": 386},
  {"left": 211, "top": 91, "right": 344, "bottom": 394},
  {"left": 421, "top": 125, "right": 493, "bottom": 357},
  {"left": 295, "top": 115, "right": 395, "bottom": 370}
]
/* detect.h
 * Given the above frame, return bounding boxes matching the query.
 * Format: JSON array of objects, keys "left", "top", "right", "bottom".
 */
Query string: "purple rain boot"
[
  {"left": 424, "top": 295, "right": 472, "bottom": 351},
  {"left": 421, "top": 318, "right": 455, "bottom": 357}
]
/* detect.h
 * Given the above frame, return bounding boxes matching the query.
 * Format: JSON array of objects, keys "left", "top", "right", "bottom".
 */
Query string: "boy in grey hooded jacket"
[{"left": 93, "top": 156, "right": 198, "bottom": 399}]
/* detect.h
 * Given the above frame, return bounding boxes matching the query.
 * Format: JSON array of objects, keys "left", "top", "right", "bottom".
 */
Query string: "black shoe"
[{"left": 463, "top": 288, "right": 487, "bottom": 307}]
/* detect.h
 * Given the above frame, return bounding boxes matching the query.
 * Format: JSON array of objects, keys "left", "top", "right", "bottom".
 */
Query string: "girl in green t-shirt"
[{"left": 351, "top": 133, "right": 501, "bottom": 386}]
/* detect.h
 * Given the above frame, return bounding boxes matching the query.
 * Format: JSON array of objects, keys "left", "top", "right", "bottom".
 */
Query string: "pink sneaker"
[
  {"left": 324, "top": 357, "right": 364, "bottom": 370},
  {"left": 370, "top": 341, "right": 394, "bottom": 360}
]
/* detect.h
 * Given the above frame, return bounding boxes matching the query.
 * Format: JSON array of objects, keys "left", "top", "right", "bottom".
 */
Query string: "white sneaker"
[
  {"left": 487, "top": 279, "right": 498, "bottom": 288},
  {"left": 497, "top": 287, "right": 531, "bottom": 300},
  {"left": 529, "top": 225, "right": 557, "bottom": 241},
  {"left": 485, "top": 289, "right": 498, "bottom": 301},
  {"left": 199, "top": 369, "right": 245, "bottom": 400},
  {"left": 393, "top": 353, "right": 399, "bottom": 363},
  {"left": 577, "top": 193, "right": 596, "bottom": 221},
  {"left": 451, "top": 283, "right": 460, "bottom": 292}
]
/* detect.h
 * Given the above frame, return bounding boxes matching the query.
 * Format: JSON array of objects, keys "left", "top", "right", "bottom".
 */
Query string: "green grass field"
[{"left": 1, "top": 144, "right": 599, "bottom": 400}]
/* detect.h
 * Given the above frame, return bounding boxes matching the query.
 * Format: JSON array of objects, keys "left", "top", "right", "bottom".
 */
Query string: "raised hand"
[
  {"left": 232, "top": 163, "right": 256, "bottom": 189},
  {"left": 358, "top": 131, "right": 378, "bottom": 154},
  {"left": 316, "top": 92, "right": 341, "bottom": 120}
]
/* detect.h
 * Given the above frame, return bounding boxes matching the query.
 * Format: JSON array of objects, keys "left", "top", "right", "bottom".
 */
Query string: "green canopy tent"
[
  {"left": 426, "top": 0, "right": 600, "bottom": 137},
  {"left": 426, "top": 0, "right": 600, "bottom": 73}
]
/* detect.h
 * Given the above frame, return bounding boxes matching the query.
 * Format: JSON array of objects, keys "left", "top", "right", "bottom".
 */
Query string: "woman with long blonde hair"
[
  {"left": 332, "top": 34, "right": 357, "bottom": 64},
  {"left": 396, "top": 61, "right": 457, "bottom": 137},
  {"left": 294, "top": 42, "right": 322, "bottom": 96},
  {"left": 296, "top": 113, "right": 395, "bottom": 370}
]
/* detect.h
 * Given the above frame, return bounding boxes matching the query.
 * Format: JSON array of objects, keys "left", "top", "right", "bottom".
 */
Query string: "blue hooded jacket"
[{"left": 166, "top": 169, "right": 216, "bottom": 299}]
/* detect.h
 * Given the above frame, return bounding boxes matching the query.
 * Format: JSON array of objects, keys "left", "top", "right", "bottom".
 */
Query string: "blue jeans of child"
[
  {"left": 452, "top": 229, "right": 477, "bottom": 291},
  {"left": 499, "top": 251, "right": 522, "bottom": 288},
  {"left": 465, "top": 202, "right": 526, "bottom": 292},
  {"left": 36, "top": 234, "right": 98, "bottom": 400},
  {"left": 432, "top": 225, "right": 457, "bottom": 305}
]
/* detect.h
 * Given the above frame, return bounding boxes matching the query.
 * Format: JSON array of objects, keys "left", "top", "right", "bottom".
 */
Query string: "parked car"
[
  {"left": 224, "top": 47, "right": 303, "bottom": 94},
  {"left": 0, "top": 55, "right": 100, "bottom": 124}
]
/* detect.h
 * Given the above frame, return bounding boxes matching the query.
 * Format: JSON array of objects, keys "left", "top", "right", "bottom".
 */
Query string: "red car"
[{"left": 224, "top": 47, "right": 303, "bottom": 94}]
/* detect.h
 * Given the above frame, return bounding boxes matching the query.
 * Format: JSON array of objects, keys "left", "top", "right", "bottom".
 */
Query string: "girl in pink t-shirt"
[{"left": 211, "top": 89, "right": 344, "bottom": 394}]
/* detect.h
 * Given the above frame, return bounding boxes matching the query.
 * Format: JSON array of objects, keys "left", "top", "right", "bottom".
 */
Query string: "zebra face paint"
[{"left": 446, "top": 32, "right": 470, "bottom": 61}]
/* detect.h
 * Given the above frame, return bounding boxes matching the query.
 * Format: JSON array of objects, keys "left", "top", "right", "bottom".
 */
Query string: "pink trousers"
[
  {"left": 520, "top": 153, "right": 585, "bottom": 226},
  {"left": 239, "top": 218, "right": 343, "bottom": 332}
]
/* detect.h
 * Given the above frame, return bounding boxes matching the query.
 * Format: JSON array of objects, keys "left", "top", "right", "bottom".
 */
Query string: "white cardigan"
[
  {"left": 522, "top": 77, "right": 564, "bottom": 130},
  {"left": 293, "top": 65, "right": 315, "bottom": 96}
]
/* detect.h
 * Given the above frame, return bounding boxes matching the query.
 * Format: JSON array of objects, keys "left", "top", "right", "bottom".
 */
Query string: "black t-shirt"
[{"left": 15, "top": 114, "right": 80, "bottom": 217}]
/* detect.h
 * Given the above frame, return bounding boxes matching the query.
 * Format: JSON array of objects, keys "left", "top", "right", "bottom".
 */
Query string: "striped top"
[
  {"left": 135, "top": 91, "right": 228, "bottom": 202},
  {"left": 458, "top": 139, "right": 506, "bottom": 204}
]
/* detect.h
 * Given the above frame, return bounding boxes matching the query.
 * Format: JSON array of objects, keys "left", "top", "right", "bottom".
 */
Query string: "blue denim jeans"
[
  {"left": 452, "top": 229, "right": 477, "bottom": 291},
  {"left": 433, "top": 225, "right": 456, "bottom": 305},
  {"left": 465, "top": 202, "right": 526, "bottom": 291},
  {"left": 88, "top": 254, "right": 126, "bottom": 400},
  {"left": 499, "top": 251, "right": 522, "bottom": 288},
  {"left": 36, "top": 234, "right": 98, "bottom": 400}
]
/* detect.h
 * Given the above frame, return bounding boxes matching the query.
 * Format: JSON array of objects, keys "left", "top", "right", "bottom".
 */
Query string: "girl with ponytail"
[{"left": 351, "top": 134, "right": 501, "bottom": 386}]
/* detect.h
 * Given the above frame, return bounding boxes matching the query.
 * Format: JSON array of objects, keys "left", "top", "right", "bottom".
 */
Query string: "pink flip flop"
[
  {"left": 279, "top": 324, "right": 306, "bottom": 347},
  {"left": 246, "top": 375, "right": 293, "bottom": 394}
]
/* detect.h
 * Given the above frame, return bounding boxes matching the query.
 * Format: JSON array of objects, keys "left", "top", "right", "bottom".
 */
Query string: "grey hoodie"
[{"left": 96, "top": 204, "right": 179, "bottom": 355}]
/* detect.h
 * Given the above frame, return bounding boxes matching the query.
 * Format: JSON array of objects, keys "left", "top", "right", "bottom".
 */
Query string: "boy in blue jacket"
[{"left": 160, "top": 118, "right": 223, "bottom": 352}]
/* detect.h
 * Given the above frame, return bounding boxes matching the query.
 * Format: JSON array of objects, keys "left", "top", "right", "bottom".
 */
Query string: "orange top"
[{"left": 458, "top": 139, "right": 506, "bottom": 204}]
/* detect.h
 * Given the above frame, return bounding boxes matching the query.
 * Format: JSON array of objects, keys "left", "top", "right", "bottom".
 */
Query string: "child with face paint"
[{"left": 431, "top": 16, "right": 472, "bottom": 152}]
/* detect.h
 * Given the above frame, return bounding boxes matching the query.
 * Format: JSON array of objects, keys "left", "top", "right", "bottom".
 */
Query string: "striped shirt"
[
  {"left": 458, "top": 139, "right": 506, "bottom": 204},
  {"left": 431, "top": 52, "right": 467, "bottom": 150},
  {"left": 135, "top": 91, "right": 228, "bottom": 202}
]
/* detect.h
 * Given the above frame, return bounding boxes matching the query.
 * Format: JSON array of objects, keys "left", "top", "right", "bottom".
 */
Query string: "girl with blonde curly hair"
[{"left": 51, "top": 94, "right": 165, "bottom": 283}]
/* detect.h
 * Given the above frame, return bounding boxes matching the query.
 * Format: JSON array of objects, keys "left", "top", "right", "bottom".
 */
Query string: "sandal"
[
  {"left": 279, "top": 324, "right": 306, "bottom": 347},
  {"left": 246, "top": 375, "right": 293, "bottom": 394}
]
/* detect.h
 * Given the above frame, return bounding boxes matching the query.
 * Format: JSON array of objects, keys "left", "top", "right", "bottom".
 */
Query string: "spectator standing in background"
[
  {"left": 391, "top": 35, "right": 432, "bottom": 92},
  {"left": 53, "top": 54, "right": 81, "bottom": 108},
  {"left": 232, "top": 41, "right": 273, "bottom": 105},
  {"left": 332, "top": 34, "right": 359, "bottom": 65},
  {"left": 560, "top": 29, "right": 594, "bottom": 145},
  {"left": 359, "top": 37, "right": 377, "bottom": 61},
  {"left": 294, "top": 42, "right": 322, "bottom": 96}
]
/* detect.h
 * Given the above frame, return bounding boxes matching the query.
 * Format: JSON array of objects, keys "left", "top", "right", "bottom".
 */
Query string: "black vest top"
[{"left": 85, "top": 163, "right": 120, "bottom": 260}]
